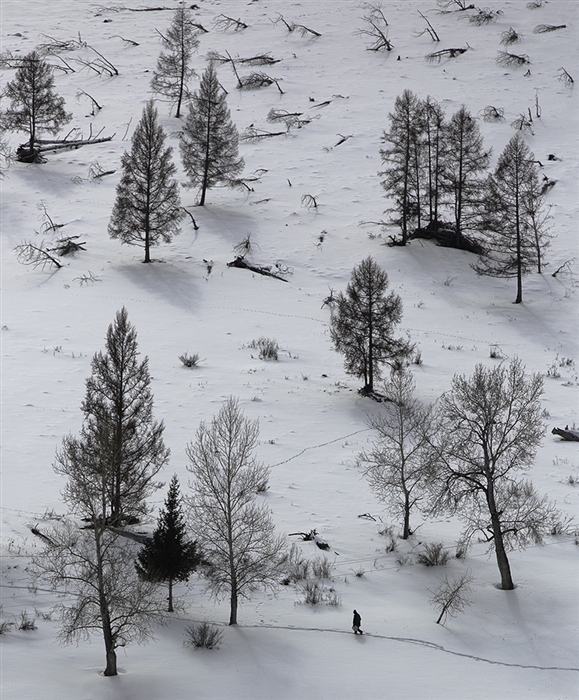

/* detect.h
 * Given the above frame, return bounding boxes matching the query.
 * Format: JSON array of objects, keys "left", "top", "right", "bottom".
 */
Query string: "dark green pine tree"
[
  {"left": 180, "top": 62, "right": 244, "bottom": 205},
  {"left": 136, "top": 475, "right": 200, "bottom": 612},
  {"left": 1, "top": 50, "right": 71, "bottom": 162},
  {"left": 108, "top": 100, "right": 183, "bottom": 263}
]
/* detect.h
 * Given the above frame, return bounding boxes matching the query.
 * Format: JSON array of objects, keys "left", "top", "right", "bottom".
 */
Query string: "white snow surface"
[{"left": 1, "top": 1, "right": 578, "bottom": 698}]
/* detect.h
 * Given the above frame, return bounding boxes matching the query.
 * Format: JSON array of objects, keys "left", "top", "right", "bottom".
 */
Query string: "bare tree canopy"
[{"left": 186, "top": 397, "right": 286, "bottom": 624}]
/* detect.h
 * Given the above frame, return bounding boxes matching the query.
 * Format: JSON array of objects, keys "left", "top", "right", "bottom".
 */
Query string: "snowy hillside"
[{"left": 1, "top": 0, "right": 578, "bottom": 698}]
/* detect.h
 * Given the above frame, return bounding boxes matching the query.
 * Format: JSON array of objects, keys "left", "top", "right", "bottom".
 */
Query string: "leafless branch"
[
  {"left": 557, "top": 67, "right": 574, "bottom": 87},
  {"left": 496, "top": 51, "right": 530, "bottom": 67},
  {"left": 481, "top": 105, "right": 505, "bottom": 122},
  {"left": 15, "top": 241, "right": 62, "bottom": 270},
  {"left": 425, "top": 46, "right": 469, "bottom": 62},
  {"left": 356, "top": 3, "right": 393, "bottom": 52},
  {"left": 414, "top": 11, "right": 440, "bottom": 41},
  {"left": 213, "top": 14, "right": 249, "bottom": 31}
]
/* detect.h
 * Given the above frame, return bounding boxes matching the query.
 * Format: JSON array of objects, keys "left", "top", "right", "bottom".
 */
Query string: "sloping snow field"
[{"left": 1, "top": 1, "right": 578, "bottom": 698}]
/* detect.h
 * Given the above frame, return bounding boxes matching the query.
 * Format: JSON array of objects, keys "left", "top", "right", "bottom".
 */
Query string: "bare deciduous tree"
[
  {"left": 356, "top": 3, "right": 394, "bottom": 52},
  {"left": 428, "top": 570, "right": 474, "bottom": 624},
  {"left": 186, "top": 397, "right": 286, "bottom": 625},
  {"left": 431, "top": 359, "right": 559, "bottom": 590},
  {"left": 360, "top": 369, "right": 437, "bottom": 538},
  {"left": 32, "top": 521, "right": 165, "bottom": 676}
]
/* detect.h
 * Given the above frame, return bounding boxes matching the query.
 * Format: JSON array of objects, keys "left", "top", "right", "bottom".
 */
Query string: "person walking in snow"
[{"left": 352, "top": 609, "right": 362, "bottom": 634}]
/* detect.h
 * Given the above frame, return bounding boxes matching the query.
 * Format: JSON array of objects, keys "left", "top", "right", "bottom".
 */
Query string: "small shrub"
[
  {"left": 282, "top": 543, "right": 310, "bottom": 584},
  {"left": 185, "top": 622, "right": 223, "bottom": 650},
  {"left": 455, "top": 539, "right": 469, "bottom": 560},
  {"left": 325, "top": 588, "right": 342, "bottom": 606},
  {"left": 353, "top": 566, "right": 366, "bottom": 578},
  {"left": 378, "top": 525, "right": 398, "bottom": 553},
  {"left": 311, "top": 556, "right": 335, "bottom": 580},
  {"left": 482, "top": 105, "right": 505, "bottom": 122},
  {"left": 411, "top": 348, "right": 423, "bottom": 365},
  {"left": 256, "top": 477, "right": 269, "bottom": 493},
  {"left": 248, "top": 337, "right": 279, "bottom": 361},
  {"left": 301, "top": 581, "right": 324, "bottom": 605},
  {"left": 0, "top": 620, "right": 14, "bottom": 635},
  {"left": 500, "top": 27, "right": 523, "bottom": 45},
  {"left": 417, "top": 542, "right": 450, "bottom": 567},
  {"left": 300, "top": 581, "right": 340, "bottom": 606},
  {"left": 489, "top": 344, "right": 505, "bottom": 359},
  {"left": 395, "top": 554, "right": 413, "bottom": 567},
  {"left": 18, "top": 610, "right": 37, "bottom": 631},
  {"left": 179, "top": 352, "right": 201, "bottom": 368}
]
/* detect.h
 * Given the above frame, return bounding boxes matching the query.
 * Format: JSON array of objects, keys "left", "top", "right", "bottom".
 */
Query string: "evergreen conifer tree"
[
  {"left": 420, "top": 96, "right": 447, "bottom": 228},
  {"left": 136, "top": 475, "right": 200, "bottom": 612},
  {"left": 151, "top": 6, "right": 200, "bottom": 118},
  {"left": 108, "top": 100, "right": 183, "bottom": 263},
  {"left": 380, "top": 90, "right": 423, "bottom": 244},
  {"left": 473, "top": 134, "right": 544, "bottom": 303},
  {"left": 55, "top": 308, "right": 170, "bottom": 525},
  {"left": 180, "top": 63, "right": 244, "bottom": 205},
  {"left": 1, "top": 51, "right": 71, "bottom": 162},
  {"left": 443, "top": 106, "right": 490, "bottom": 246},
  {"left": 330, "top": 257, "right": 413, "bottom": 395}
]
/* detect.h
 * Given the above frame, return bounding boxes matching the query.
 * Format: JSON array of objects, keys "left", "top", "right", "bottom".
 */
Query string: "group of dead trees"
[{"left": 379, "top": 89, "right": 553, "bottom": 303}]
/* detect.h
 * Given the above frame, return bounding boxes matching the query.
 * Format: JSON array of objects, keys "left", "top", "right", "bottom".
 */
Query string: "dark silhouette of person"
[{"left": 352, "top": 609, "right": 362, "bottom": 634}]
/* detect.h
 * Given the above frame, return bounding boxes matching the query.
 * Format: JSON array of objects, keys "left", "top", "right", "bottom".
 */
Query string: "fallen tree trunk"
[
  {"left": 552, "top": 427, "right": 579, "bottom": 442},
  {"left": 17, "top": 135, "right": 114, "bottom": 162},
  {"left": 227, "top": 256, "right": 288, "bottom": 282}
]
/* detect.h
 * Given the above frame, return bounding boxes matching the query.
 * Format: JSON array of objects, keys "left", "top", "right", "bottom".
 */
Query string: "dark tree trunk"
[
  {"left": 104, "top": 647, "right": 118, "bottom": 677},
  {"left": 402, "top": 492, "right": 411, "bottom": 540},
  {"left": 229, "top": 587, "right": 238, "bottom": 625},
  {"left": 168, "top": 577, "right": 174, "bottom": 613},
  {"left": 486, "top": 483, "right": 514, "bottom": 590}
]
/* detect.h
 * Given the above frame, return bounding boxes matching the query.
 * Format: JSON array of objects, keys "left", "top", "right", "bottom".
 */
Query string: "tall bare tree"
[
  {"left": 431, "top": 358, "right": 558, "bottom": 590},
  {"left": 360, "top": 369, "right": 437, "bottom": 538},
  {"left": 151, "top": 6, "right": 200, "bottom": 118},
  {"left": 186, "top": 397, "right": 285, "bottom": 625},
  {"left": 32, "top": 520, "right": 165, "bottom": 676}
]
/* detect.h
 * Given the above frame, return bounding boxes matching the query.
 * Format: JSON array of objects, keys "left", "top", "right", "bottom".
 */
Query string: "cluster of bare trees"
[
  {"left": 360, "top": 359, "right": 560, "bottom": 592},
  {"left": 380, "top": 90, "right": 553, "bottom": 302},
  {"left": 33, "top": 309, "right": 286, "bottom": 675}
]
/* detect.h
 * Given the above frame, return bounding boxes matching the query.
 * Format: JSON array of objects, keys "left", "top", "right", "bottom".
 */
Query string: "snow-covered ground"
[{"left": 1, "top": 1, "right": 578, "bottom": 698}]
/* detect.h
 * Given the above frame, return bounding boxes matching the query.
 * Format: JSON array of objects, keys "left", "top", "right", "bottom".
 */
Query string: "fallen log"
[
  {"left": 17, "top": 135, "right": 114, "bottom": 162},
  {"left": 227, "top": 256, "right": 288, "bottom": 282},
  {"left": 552, "top": 427, "right": 579, "bottom": 442}
]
